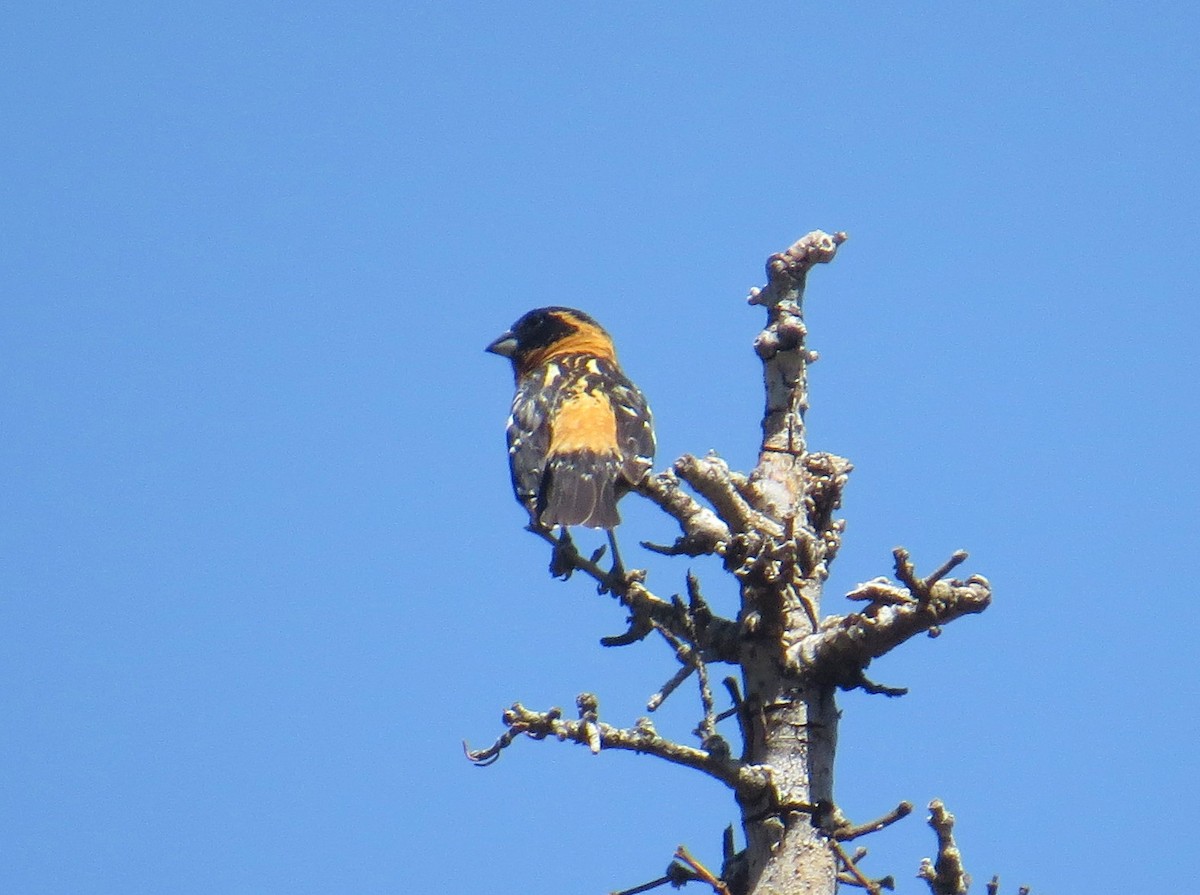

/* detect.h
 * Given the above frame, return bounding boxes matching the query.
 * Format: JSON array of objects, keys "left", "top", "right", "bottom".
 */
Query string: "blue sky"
[{"left": 3, "top": 3, "right": 1198, "bottom": 893}]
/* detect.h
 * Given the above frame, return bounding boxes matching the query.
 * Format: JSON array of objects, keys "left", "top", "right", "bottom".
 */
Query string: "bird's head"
[{"left": 486, "top": 307, "right": 617, "bottom": 377}]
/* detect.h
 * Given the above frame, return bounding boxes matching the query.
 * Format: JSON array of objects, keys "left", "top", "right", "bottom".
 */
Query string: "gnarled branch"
[
  {"left": 786, "top": 550, "right": 991, "bottom": 687},
  {"left": 527, "top": 526, "right": 742, "bottom": 663},
  {"left": 918, "top": 799, "right": 970, "bottom": 895},
  {"left": 636, "top": 469, "right": 732, "bottom": 556},
  {"left": 464, "top": 695, "right": 770, "bottom": 798}
]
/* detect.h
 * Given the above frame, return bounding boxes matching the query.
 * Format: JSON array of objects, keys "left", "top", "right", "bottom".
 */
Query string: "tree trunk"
[{"left": 737, "top": 233, "right": 844, "bottom": 894}]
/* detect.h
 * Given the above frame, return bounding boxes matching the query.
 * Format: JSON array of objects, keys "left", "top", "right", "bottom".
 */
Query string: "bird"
[{"left": 486, "top": 307, "right": 655, "bottom": 536}]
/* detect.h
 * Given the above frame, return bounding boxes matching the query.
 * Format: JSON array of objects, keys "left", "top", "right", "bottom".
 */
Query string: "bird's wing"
[
  {"left": 610, "top": 373, "right": 655, "bottom": 487},
  {"left": 506, "top": 371, "right": 554, "bottom": 514}
]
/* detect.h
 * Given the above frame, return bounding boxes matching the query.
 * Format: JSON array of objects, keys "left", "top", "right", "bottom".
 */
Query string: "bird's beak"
[{"left": 485, "top": 331, "right": 518, "bottom": 357}]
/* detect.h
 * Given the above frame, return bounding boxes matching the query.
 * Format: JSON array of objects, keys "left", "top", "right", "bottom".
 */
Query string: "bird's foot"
[{"left": 548, "top": 528, "right": 578, "bottom": 580}]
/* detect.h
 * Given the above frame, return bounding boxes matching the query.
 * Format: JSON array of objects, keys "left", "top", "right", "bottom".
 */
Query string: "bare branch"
[
  {"left": 892, "top": 547, "right": 925, "bottom": 597},
  {"left": 925, "top": 550, "right": 969, "bottom": 588},
  {"left": 601, "top": 614, "right": 656, "bottom": 648},
  {"left": 635, "top": 469, "right": 732, "bottom": 556},
  {"left": 652, "top": 618, "right": 721, "bottom": 750},
  {"left": 918, "top": 800, "right": 969, "bottom": 895},
  {"left": 832, "top": 838, "right": 887, "bottom": 895},
  {"left": 747, "top": 230, "right": 848, "bottom": 310},
  {"left": 837, "top": 877, "right": 893, "bottom": 891},
  {"left": 787, "top": 560, "right": 991, "bottom": 684},
  {"left": 464, "top": 697, "right": 769, "bottom": 797},
  {"left": 674, "top": 845, "right": 731, "bottom": 895},
  {"left": 527, "top": 526, "right": 743, "bottom": 663},
  {"left": 647, "top": 661, "right": 694, "bottom": 712},
  {"left": 612, "top": 861, "right": 697, "bottom": 895},
  {"left": 837, "top": 801, "right": 915, "bottom": 841},
  {"left": 610, "top": 875, "right": 676, "bottom": 895},
  {"left": 838, "top": 871, "right": 896, "bottom": 892},
  {"left": 677, "top": 453, "right": 782, "bottom": 537},
  {"left": 852, "top": 670, "right": 909, "bottom": 698},
  {"left": 894, "top": 547, "right": 970, "bottom": 601},
  {"left": 715, "top": 676, "right": 752, "bottom": 762}
]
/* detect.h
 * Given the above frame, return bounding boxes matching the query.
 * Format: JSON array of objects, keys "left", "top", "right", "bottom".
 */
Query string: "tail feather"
[{"left": 538, "top": 451, "right": 622, "bottom": 529}]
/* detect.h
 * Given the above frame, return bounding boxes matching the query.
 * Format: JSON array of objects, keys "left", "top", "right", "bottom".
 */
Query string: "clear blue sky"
[{"left": 3, "top": 3, "right": 1197, "bottom": 893}]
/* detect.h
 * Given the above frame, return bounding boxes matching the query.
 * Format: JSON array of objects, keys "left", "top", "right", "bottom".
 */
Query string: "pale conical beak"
[{"left": 485, "top": 331, "right": 518, "bottom": 357}]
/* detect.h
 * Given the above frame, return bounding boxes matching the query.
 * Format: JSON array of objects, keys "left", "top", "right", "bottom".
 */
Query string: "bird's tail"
[{"left": 537, "top": 450, "right": 622, "bottom": 529}]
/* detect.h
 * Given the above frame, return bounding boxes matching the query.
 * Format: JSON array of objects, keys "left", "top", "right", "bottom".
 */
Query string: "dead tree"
[{"left": 466, "top": 232, "right": 995, "bottom": 894}]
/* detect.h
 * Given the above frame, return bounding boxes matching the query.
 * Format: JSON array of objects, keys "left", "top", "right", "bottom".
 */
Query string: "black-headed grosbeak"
[{"left": 486, "top": 307, "right": 655, "bottom": 531}]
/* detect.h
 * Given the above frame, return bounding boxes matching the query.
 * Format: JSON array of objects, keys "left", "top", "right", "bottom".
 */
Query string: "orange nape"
[{"left": 517, "top": 322, "right": 618, "bottom": 375}]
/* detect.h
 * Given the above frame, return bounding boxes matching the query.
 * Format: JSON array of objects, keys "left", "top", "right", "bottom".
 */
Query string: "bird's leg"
[{"left": 607, "top": 528, "right": 626, "bottom": 581}]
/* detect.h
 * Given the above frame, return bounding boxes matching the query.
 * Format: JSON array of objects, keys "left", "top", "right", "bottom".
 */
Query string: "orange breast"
[{"left": 548, "top": 390, "right": 619, "bottom": 455}]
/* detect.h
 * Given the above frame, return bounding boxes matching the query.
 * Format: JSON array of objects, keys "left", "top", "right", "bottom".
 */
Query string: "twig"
[
  {"left": 610, "top": 875, "right": 674, "bottom": 895},
  {"left": 654, "top": 619, "right": 720, "bottom": 746},
  {"left": 611, "top": 861, "right": 696, "bottom": 895},
  {"left": 676, "top": 585, "right": 719, "bottom": 742},
  {"left": 837, "top": 801, "right": 914, "bottom": 841},
  {"left": 694, "top": 665, "right": 719, "bottom": 748},
  {"left": 633, "top": 572, "right": 722, "bottom": 735},
  {"left": 832, "top": 838, "right": 883, "bottom": 894},
  {"left": 853, "top": 670, "right": 909, "bottom": 698},
  {"left": 601, "top": 614, "right": 656, "bottom": 648},
  {"left": 893, "top": 548, "right": 925, "bottom": 597},
  {"left": 925, "top": 550, "right": 969, "bottom": 587},
  {"left": 717, "top": 677, "right": 746, "bottom": 737},
  {"left": 838, "top": 872, "right": 895, "bottom": 891},
  {"left": 894, "top": 548, "right": 971, "bottom": 602},
  {"left": 647, "top": 662, "right": 695, "bottom": 712},
  {"left": 674, "top": 845, "right": 730, "bottom": 895},
  {"left": 526, "top": 525, "right": 742, "bottom": 663},
  {"left": 685, "top": 571, "right": 714, "bottom": 634},
  {"left": 918, "top": 799, "right": 969, "bottom": 895}
]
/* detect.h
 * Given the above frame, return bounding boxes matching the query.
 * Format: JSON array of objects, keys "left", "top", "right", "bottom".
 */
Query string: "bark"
[{"left": 737, "top": 232, "right": 846, "bottom": 894}]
